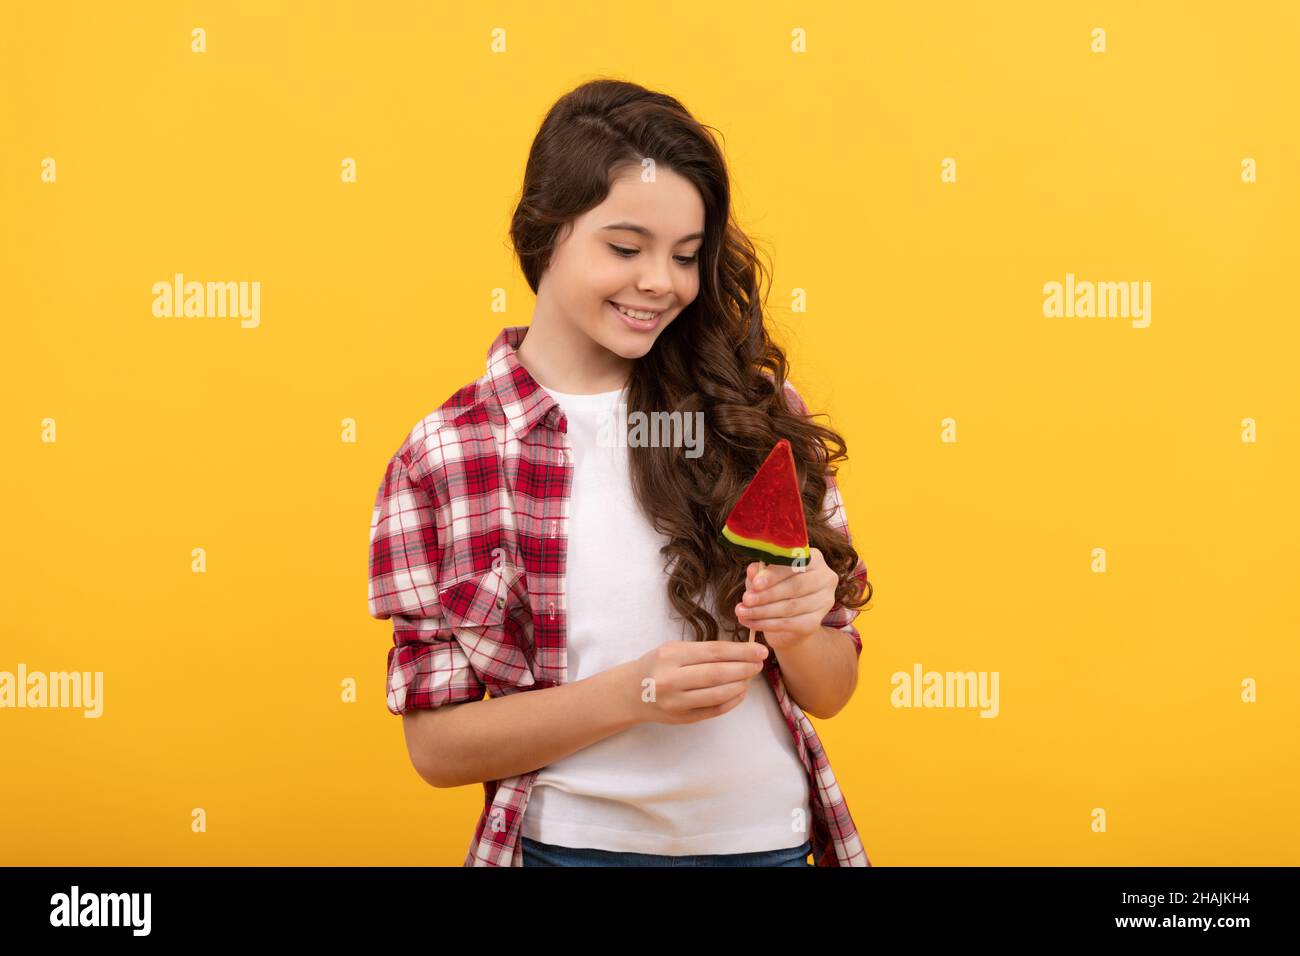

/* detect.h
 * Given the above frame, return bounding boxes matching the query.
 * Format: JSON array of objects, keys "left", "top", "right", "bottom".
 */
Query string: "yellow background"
[{"left": 2, "top": 1, "right": 1296, "bottom": 865}]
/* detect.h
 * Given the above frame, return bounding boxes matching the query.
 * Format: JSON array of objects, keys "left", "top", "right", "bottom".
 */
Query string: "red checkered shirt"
[{"left": 368, "top": 325, "right": 872, "bottom": 866}]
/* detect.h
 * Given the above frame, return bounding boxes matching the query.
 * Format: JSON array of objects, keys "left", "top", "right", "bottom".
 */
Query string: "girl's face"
[{"left": 540, "top": 164, "right": 705, "bottom": 363}]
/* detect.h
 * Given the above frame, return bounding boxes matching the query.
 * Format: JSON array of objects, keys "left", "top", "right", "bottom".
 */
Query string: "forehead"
[{"left": 581, "top": 165, "right": 706, "bottom": 236}]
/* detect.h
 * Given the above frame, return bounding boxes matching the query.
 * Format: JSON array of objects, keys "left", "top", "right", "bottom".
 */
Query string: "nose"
[{"left": 637, "top": 259, "right": 674, "bottom": 298}]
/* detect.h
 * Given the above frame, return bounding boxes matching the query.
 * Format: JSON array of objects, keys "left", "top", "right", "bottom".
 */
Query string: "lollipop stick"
[{"left": 746, "top": 559, "right": 764, "bottom": 642}]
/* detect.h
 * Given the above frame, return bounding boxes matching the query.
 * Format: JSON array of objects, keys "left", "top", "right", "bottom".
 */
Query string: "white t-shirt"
[{"left": 520, "top": 382, "right": 811, "bottom": 855}]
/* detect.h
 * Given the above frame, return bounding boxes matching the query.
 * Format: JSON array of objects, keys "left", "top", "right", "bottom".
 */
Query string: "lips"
[
  {"left": 609, "top": 301, "right": 667, "bottom": 319},
  {"left": 606, "top": 299, "right": 665, "bottom": 331}
]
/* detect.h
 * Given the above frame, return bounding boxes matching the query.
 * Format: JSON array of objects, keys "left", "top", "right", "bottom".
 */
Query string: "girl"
[{"left": 368, "top": 78, "right": 873, "bottom": 867}]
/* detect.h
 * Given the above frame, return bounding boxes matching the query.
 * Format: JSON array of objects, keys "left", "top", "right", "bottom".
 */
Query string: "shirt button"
[
  {"left": 495, "top": 596, "right": 506, "bottom": 609},
  {"left": 548, "top": 601, "right": 555, "bottom": 621}
]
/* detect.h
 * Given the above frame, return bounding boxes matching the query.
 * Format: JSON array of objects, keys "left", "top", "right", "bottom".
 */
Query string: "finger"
[
  {"left": 680, "top": 638, "right": 768, "bottom": 662},
  {"left": 743, "top": 570, "right": 819, "bottom": 608},
  {"left": 680, "top": 675, "right": 752, "bottom": 710},
  {"left": 750, "top": 563, "right": 795, "bottom": 588},
  {"left": 736, "top": 595, "right": 824, "bottom": 625},
  {"left": 741, "top": 611, "right": 821, "bottom": 636},
  {"left": 678, "top": 659, "right": 766, "bottom": 690}
]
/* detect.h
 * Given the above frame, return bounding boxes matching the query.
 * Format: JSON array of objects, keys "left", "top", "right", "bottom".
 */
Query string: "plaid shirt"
[{"left": 368, "top": 325, "right": 871, "bottom": 866}]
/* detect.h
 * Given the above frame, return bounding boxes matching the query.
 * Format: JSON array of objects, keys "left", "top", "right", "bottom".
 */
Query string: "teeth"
[{"left": 612, "top": 302, "right": 660, "bottom": 321}]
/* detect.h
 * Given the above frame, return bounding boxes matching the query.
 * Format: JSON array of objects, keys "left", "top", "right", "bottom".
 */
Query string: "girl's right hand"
[{"left": 622, "top": 639, "right": 770, "bottom": 725}]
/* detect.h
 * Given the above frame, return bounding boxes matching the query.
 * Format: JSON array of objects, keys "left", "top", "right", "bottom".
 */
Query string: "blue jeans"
[{"left": 521, "top": 836, "right": 814, "bottom": 867}]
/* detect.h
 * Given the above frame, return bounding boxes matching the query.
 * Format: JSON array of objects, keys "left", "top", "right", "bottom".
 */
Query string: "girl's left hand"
[{"left": 735, "top": 547, "right": 836, "bottom": 652}]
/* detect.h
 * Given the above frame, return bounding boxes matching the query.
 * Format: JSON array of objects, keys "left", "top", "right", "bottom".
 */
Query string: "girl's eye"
[{"left": 608, "top": 243, "right": 699, "bottom": 266}]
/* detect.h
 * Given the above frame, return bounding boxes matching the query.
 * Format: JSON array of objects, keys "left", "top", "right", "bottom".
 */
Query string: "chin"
[
  {"left": 612, "top": 333, "right": 660, "bottom": 357},
  {"left": 606, "top": 328, "right": 667, "bottom": 360},
  {"left": 591, "top": 312, "right": 671, "bottom": 358}
]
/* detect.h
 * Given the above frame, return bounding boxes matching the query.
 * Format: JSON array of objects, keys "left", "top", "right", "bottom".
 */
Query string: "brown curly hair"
[{"left": 510, "top": 77, "right": 872, "bottom": 642}]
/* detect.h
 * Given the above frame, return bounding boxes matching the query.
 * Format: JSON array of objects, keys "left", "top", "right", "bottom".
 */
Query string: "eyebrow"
[{"left": 601, "top": 222, "right": 705, "bottom": 244}]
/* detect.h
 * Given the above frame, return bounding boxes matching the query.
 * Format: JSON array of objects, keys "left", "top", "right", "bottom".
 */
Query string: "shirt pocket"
[{"left": 436, "top": 563, "right": 536, "bottom": 694}]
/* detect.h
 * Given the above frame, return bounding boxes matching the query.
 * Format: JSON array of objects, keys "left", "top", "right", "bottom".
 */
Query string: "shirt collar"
[{"left": 485, "top": 325, "right": 565, "bottom": 439}]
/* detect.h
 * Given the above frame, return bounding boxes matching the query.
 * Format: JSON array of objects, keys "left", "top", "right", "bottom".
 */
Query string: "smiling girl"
[{"left": 368, "top": 77, "right": 874, "bottom": 867}]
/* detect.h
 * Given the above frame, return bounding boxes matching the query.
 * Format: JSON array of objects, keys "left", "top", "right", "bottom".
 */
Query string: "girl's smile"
[{"left": 606, "top": 299, "right": 666, "bottom": 332}]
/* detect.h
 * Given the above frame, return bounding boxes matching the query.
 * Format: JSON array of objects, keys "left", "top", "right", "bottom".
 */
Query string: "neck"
[{"left": 516, "top": 302, "right": 632, "bottom": 394}]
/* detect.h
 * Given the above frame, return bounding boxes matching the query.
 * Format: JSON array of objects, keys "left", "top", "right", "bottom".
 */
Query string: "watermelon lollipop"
[{"left": 719, "top": 438, "right": 810, "bottom": 567}]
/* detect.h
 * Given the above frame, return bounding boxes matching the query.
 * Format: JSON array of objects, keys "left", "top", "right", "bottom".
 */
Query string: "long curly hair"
[{"left": 509, "top": 77, "right": 872, "bottom": 642}]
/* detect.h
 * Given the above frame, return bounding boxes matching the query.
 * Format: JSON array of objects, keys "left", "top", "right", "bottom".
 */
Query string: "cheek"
[
  {"left": 586, "top": 253, "right": 631, "bottom": 296},
  {"left": 675, "top": 271, "right": 701, "bottom": 307}
]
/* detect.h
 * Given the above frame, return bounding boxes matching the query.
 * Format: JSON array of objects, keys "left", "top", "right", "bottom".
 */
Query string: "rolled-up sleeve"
[
  {"left": 817, "top": 472, "right": 870, "bottom": 656},
  {"left": 780, "top": 380, "right": 872, "bottom": 657},
  {"left": 367, "top": 449, "right": 486, "bottom": 715}
]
